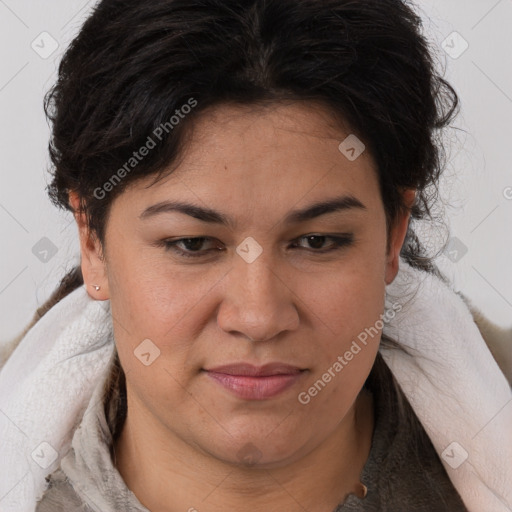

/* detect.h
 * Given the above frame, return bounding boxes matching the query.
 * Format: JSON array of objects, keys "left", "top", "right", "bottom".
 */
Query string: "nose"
[{"left": 216, "top": 252, "right": 300, "bottom": 342}]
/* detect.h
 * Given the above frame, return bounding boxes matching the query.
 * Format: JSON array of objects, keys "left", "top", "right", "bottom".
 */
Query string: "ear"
[
  {"left": 384, "top": 188, "right": 416, "bottom": 285},
  {"left": 69, "top": 191, "right": 110, "bottom": 300}
]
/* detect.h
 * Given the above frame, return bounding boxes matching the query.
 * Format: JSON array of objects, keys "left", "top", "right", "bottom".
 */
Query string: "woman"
[{"left": 1, "top": 0, "right": 511, "bottom": 511}]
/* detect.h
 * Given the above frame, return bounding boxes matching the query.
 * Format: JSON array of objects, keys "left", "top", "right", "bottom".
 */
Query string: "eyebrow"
[{"left": 139, "top": 194, "right": 367, "bottom": 227}]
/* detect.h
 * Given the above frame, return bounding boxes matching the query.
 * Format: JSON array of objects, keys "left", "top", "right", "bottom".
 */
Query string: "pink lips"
[{"left": 204, "top": 363, "right": 306, "bottom": 400}]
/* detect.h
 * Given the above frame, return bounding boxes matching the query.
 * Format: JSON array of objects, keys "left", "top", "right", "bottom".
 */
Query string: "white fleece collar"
[{"left": 0, "top": 258, "right": 510, "bottom": 512}]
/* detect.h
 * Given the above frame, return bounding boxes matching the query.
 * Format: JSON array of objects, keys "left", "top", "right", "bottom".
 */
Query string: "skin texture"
[{"left": 69, "top": 102, "right": 415, "bottom": 512}]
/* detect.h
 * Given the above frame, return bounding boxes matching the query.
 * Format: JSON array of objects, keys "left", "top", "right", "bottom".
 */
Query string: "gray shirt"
[{"left": 36, "top": 363, "right": 468, "bottom": 512}]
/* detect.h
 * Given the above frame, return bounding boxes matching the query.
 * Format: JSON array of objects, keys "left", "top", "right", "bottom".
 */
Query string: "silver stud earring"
[{"left": 92, "top": 285, "right": 101, "bottom": 291}]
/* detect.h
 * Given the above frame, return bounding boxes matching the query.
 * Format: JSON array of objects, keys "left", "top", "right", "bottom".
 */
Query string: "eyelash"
[{"left": 158, "top": 234, "right": 354, "bottom": 259}]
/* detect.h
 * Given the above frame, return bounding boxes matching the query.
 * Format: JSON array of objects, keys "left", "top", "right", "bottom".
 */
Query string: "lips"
[
  {"left": 205, "top": 363, "right": 303, "bottom": 377},
  {"left": 203, "top": 363, "right": 306, "bottom": 400}
]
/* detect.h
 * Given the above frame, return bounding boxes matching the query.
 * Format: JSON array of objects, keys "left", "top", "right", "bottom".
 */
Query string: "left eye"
[
  {"left": 290, "top": 234, "right": 354, "bottom": 251},
  {"left": 159, "top": 234, "right": 354, "bottom": 259}
]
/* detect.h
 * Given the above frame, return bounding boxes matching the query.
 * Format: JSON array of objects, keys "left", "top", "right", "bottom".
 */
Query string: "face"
[{"left": 72, "top": 102, "right": 412, "bottom": 467}]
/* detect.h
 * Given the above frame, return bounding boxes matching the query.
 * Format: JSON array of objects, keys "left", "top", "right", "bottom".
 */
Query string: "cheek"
[
  {"left": 300, "top": 250, "right": 386, "bottom": 340},
  {"left": 107, "top": 239, "right": 217, "bottom": 337},
  {"left": 293, "top": 239, "right": 386, "bottom": 391},
  {"left": 295, "top": 268, "right": 384, "bottom": 419},
  {"left": 106, "top": 249, "right": 230, "bottom": 407}
]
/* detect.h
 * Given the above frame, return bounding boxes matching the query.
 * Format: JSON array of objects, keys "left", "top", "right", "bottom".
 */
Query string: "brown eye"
[
  {"left": 291, "top": 234, "right": 354, "bottom": 253},
  {"left": 160, "top": 237, "right": 223, "bottom": 258}
]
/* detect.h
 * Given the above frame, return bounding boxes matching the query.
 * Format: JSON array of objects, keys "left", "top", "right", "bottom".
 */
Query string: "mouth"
[{"left": 203, "top": 363, "right": 307, "bottom": 400}]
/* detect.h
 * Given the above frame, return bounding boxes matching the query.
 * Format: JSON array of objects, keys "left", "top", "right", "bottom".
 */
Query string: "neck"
[{"left": 114, "top": 389, "right": 374, "bottom": 512}]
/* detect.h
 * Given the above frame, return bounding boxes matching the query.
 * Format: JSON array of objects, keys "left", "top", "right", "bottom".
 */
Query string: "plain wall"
[{"left": 0, "top": 0, "right": 511, "bottom": 348}]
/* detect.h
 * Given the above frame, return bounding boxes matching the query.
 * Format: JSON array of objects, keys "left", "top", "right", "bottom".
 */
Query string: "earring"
[{"left": 92, "top": 285, "right": 101, "bottom": 291}]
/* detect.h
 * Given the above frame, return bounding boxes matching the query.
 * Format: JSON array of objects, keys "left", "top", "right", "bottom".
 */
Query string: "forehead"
[
  {"left": 114, "top": 102, "right": 381, "bottom": 220},
  {"left": 168, "top": 101, "right": 372, "bottom": 176}
]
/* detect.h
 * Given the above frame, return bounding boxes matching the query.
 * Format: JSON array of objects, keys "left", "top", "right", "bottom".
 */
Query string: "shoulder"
[
  {"left": 463, "top": 295, "right": 512, "bottom": 385},
  {"left": 35, "top": 468, "right": 90, "bottom": 512},
  {"left": 0, "top": 310, "right": 42, "bottom": 369}
]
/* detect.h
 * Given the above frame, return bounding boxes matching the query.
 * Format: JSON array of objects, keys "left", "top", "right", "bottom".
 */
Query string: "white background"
[{"left": 0, "top": 0, "right": 511, "bottom": 347}]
